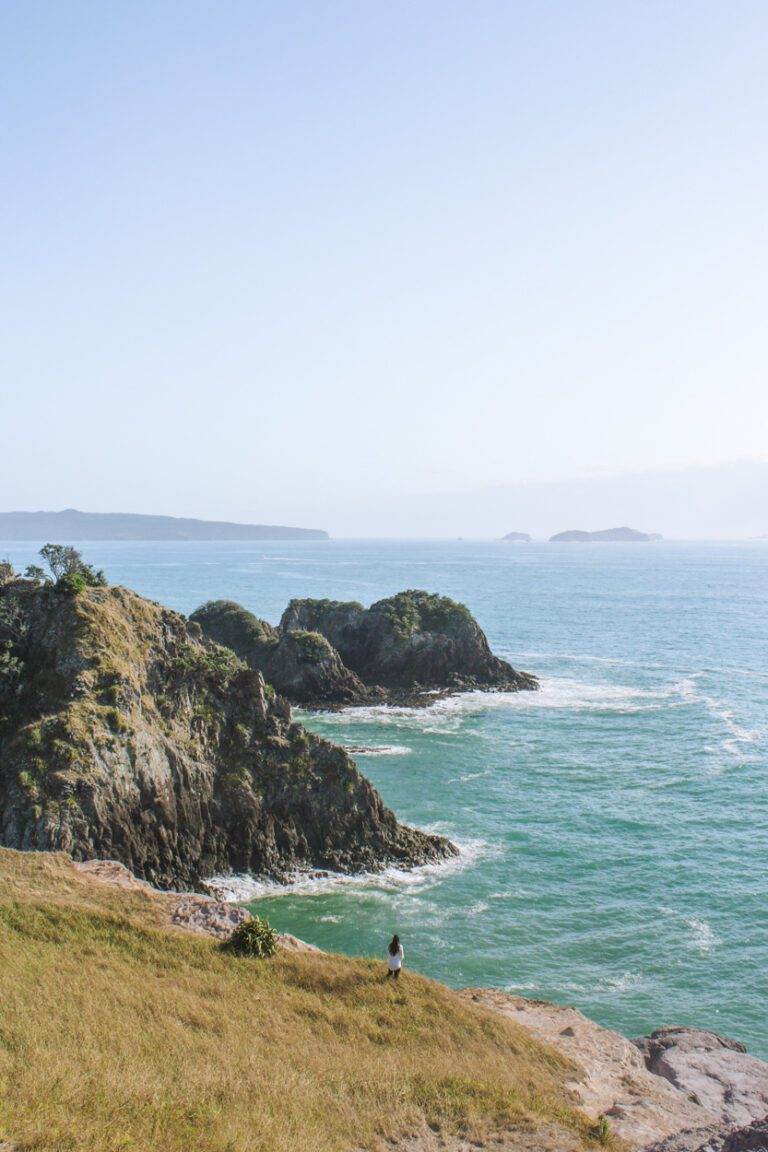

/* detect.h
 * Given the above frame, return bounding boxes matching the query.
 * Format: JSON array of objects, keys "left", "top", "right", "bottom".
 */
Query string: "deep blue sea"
[{"left": 3, "top": 539, "right": 767, "bottom": 1054}]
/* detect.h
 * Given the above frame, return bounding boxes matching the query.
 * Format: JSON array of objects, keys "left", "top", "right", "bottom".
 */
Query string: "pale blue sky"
[{"left": 1, "top": 2, "right": 767, "bottom": 535}]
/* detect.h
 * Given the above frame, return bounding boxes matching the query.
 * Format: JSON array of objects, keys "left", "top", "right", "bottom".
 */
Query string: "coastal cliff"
[
  {"left": 193, "top": 589, "right": 538, "bottom": 708},
  {"left": 0, "top": 577, "right": 454, "bottom": 889}
]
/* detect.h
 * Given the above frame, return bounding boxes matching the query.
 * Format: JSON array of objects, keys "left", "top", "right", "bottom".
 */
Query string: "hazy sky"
[{"left": 2, "top": 2, "right": 767, "bottom": 535}]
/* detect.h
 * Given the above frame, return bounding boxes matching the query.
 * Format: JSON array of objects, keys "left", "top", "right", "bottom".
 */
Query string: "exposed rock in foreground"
[
  {"left": 193, "top": 589, "right": 537, "bottom": 709},
  {"left": 645, "top": 1118, "right": 768, "bottom": 1152},
  {"left": 464, "top": 991, "right": 718, "bottom": 1149},
  {"left": 0, "top": 579, "right": 455, "bottom": 889},
  {"left": 465, "top": 991, "right": 768, "bottom": 1152},
  {"left": 635, "top": 1028, "right": 768, "bottom": 1132}
]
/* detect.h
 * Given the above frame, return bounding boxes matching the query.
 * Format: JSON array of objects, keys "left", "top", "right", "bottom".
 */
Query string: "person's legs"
[{"left": 393, "top": 968, "right": 400, "bottom": 980}]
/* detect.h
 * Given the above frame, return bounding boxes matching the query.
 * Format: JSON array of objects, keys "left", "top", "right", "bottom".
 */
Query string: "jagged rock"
[
  {"left": 190, "top": 600, "right": 371, "bottom": 705},
  {"left": 643, "top": 1118, "right": 768, "bottom": 1152},
  {"left": 0, "top": 580, "right": 455, "bottom": 889},
  {"left": 634, "top": 1029, "right": 768, "bottom": 1129},
  {"left": 280, "top": 590, "right": 538, "bottom": 697}
]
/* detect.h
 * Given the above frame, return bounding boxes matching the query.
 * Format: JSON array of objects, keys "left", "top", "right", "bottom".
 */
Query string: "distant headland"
[
  {"left": 0, "top": 509, "right": 328, "bottom": 541},
  {"left": 549, "top": 526, "right": 663, "bottom": 543}
]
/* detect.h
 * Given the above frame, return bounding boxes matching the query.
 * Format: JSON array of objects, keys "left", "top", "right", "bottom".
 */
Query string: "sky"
[{"left": 1, "top": 1, "right": 767, "bottom": 537}]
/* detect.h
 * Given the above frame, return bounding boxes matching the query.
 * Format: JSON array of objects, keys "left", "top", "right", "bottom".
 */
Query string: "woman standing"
[{"left": 387, "top": 934, "right": 404, "bottom": 979}]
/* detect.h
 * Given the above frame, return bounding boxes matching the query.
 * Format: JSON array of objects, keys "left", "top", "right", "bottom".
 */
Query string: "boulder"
[{"left": 634, "top": 1029, "right": 768, "bottom": 1129}]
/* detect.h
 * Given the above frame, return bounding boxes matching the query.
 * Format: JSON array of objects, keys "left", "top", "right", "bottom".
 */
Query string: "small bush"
[
  {"left": 223, "top": 916, "right": 278, "bottom": 958},
  {"left": 57, "top": 572, "right": 87, "bottom": 595}
]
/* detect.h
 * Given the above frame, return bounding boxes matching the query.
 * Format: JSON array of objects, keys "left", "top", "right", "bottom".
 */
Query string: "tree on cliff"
[{"left": 25, "top": 544, "right": 106, "bottom": 591}]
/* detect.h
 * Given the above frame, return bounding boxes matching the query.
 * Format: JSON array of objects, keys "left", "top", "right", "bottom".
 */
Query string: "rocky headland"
[
  {"left": 0, "top": 573, "right": 454, "bottom": 889},
  {"left": 193, "top": 589, "right": 538, "bottom": 709}
]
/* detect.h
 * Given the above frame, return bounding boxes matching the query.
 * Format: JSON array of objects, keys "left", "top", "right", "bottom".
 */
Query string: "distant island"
[
  {"left": 501, "top": 531, "right": 531, "bottom": 542},
  {"left": 549, "top": 526, "right": 662, "bottom": 542},
  {"left": 0, "top": 509, "right": 328, "bottom": 541}
]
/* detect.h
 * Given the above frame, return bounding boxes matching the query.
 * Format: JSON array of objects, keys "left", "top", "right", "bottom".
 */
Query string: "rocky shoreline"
[{"left": 466, "top": 991, "right": 768, "bottom": 1152}]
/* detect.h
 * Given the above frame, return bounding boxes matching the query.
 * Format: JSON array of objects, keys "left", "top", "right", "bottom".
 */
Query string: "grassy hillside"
[{"left": 0, "top": 850, "right": 611, "bottom": 1152}]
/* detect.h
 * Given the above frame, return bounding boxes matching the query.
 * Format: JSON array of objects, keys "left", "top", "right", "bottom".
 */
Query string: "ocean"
[{"left": 3, "top": 538, "right": 766, "bottom": 1054}]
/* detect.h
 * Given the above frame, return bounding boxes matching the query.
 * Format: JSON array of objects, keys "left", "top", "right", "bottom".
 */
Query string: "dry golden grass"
[{"left": 0, "top": 850, "right": 610, "bottom": 1152}]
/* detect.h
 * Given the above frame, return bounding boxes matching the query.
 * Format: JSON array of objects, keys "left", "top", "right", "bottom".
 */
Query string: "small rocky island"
[
  {"left": 192, "top": 589, "right": 538, "bottom": 708},
  {"left": 550, "top": 526, "right": 663, "bottom": 542},
  {"left": 0, "top": 557, "right": 454, "bottom": 889},
  {"left": 502, "top": 531, "right": 531, "bottom": 542}
]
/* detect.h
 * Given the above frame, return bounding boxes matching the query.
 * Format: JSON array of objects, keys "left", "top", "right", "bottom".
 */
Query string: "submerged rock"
[{"left": 0, "top": 579, "right": 455, "bottom": 889}]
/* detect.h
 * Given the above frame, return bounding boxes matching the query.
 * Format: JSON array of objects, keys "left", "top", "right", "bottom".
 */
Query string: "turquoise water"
[{"left": 3, "top": 539, "right": 767, "bottom": 1053}]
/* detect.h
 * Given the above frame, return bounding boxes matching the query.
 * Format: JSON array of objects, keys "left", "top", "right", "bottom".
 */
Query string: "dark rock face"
[
  {"left": 190, "top": 601, "right": 370, "bottom": 706},
  {"left": 0, "top": 581, "right": 455, "bottom": 890},
  {"left": 280, "top": 590, "right": 538, "bottom": 696}
]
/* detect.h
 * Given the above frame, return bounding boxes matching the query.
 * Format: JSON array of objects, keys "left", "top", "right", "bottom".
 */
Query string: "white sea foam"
[
  {"left": 684, "top": 917, "right": 721, "bottom": 954},
  {"left": 205, "top": 834, "right": 492, "bottom": 903},
  {"left": 307, "top": 677, "right": 672, "bottom": 733},
  {"left": 467, "top": 900, "right": 490, "bottom": 916},
  {"left": 342, "top": 743, "right": 412, "bottom": 757},
  {"left": 672, "top": 676, "right": 764, "bottom": 758}
]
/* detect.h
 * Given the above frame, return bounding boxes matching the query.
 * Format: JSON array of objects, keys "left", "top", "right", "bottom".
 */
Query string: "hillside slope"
[{"left": 0, "top": 849, "right": 610, "bottom": 1152}]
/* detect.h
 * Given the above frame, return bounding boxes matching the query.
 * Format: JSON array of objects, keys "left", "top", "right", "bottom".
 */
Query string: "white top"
[{"left": 387, "top": 944, "right": 404, "bottom": 971}]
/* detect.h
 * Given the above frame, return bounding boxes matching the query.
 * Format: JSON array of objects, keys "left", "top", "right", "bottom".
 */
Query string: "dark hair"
[{"left": 388, "top": 934, "right": 400, "bottom": 956}]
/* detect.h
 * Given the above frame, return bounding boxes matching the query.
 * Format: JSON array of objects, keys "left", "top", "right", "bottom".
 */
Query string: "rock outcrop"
[
  {"left": 644, "top": 1118, "right": 768, "bottom": 1152},
  {"left": 190, "top": 600, "right": 372, "bottom": 706},
  {"left": 0, "top": 579, "right": 455, "bottom": 889},
  {"left": 463, "top": 991, "right": 719, "bottom": 1149},
  {"left": 635, "top": 1029, "right": 768, "bottom": 1130},
  {"left": 279, "top": 590, "right": 538, "bottom": 699},
  {"left": 192, "top": 590, "right": 537, "bottom": 709},
  {"left": 466, "top": 992, "right": 768, "bottom": 1152}
]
